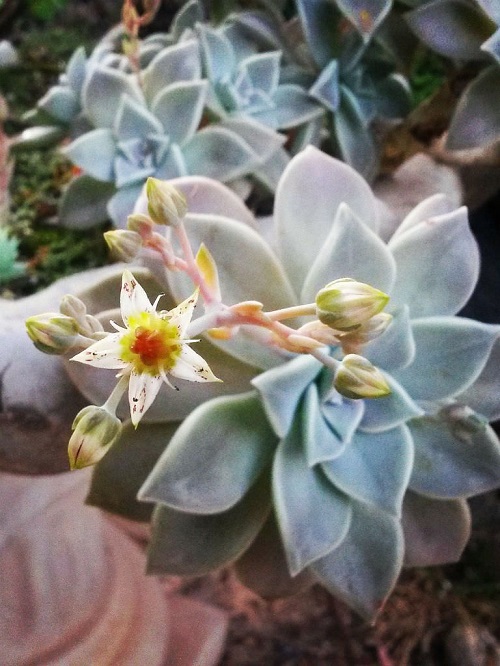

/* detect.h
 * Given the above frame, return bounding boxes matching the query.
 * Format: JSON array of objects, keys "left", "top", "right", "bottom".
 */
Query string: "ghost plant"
[{"left": 27, "top": 146, "right": 500, "bottom": 618}]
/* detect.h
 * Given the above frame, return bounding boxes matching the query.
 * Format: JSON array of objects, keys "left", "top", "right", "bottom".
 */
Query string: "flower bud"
[
  {"left": 334, "top": 354, "right": 390, "bottom": 400},
  {"left": 104, "top": 229, "right": 142, "bottom": 262},
  {"left": 146, "top": 177, "right": 187, "bottom": 227},
  {"left": 127, "top": 212, "right": 154, "bottom": 238},
  {"left": 339, "top": 312, "right": 393, "bottom": 352},
  {"left": 68, "top": 405, "right": 122, "bottom": 470},
  {"left": 315, "top": 278, "right": 389, "bottom": 332},
  {"left": 60, "top": 294, "right": 87, "bottom": 321},
  {"left": 26, "top": 313, "right": 79, "bottom": 355}
]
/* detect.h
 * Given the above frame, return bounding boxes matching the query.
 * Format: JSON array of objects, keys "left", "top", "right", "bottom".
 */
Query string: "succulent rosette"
[{"left": 79, "top": 146, "right": 500, "bottom": 618}]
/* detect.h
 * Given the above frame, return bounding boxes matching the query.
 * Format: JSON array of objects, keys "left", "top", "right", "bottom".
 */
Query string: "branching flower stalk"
[{"left": 27, "top": 177, "right": 391, "bottom": 468}]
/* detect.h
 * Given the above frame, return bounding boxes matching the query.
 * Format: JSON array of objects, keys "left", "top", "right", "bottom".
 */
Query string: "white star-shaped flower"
[{"left": 72, "top": 270, "right": 220, "bottom": 425}]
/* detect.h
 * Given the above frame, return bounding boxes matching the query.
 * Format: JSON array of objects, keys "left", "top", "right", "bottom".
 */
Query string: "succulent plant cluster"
[{"left": 14, "top": 0, "right": 500, "bottom": 620}]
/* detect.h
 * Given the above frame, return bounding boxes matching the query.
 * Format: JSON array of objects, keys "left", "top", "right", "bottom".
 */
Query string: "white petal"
[
  {"left": 71, "top": 333, "right": 127, "bottom": 369},
  {"left": 128, "top": 370, "right": 163, "bottom": 426},
  {"left": 120, "top": 270, "right": 154, "bottom": 324},
  {"left": 168, "top": 290, "right": 198, "bottom": 336},
  {"left": 170, "top": 344, "right": 220, "bottom": 383}
]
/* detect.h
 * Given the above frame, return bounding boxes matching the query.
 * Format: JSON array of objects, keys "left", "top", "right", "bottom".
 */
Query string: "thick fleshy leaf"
[
  {"left": 87, "top": 421, "right": 178, "bottom": 522},
  {"left": 252, "top": 84, "right": 324, "bottom": 130},
  {"left": 38, "top": 85, "right": 79, "bottom": 123},
  {"left": 334, "top": 86, "right": 378, "bottom": 181},
  {"left": 391, "top": 193, "right": 457, "bottom": 240},
  {"left": 475, "top": 0, "right": 500, "bottom": 23},
  {"left": 273, "top": 417, "right": 352, "bottom": 575},
  {"left": 143, "top": 40, "right": 201, "bottom": 105},
  {"left": 234, "top": 512, "right": 314, "bottom": 599},
  {"left": 218, "top": 117, "right": 286, "bottom": 162},
  {"left": 64, "top": 128, "right": 116, "bottom": 182},
  {"left": 402, "top": 491, "right": 471, "bottom": 567},
  {"left": 252, "top": 355, "right": 323, "bottom": 438},
  {"left": 365, "top": 306, "right": 415, "bottom": 372},
  {"left": 59, "top": 175, "right": 115, "bottom": 228},
  {"left": 456, "top": 337, "right": 500, "bottom": 420},
  {"left": 309, "top": 60, "right": 340, "bottom": 112},
  {"left": 409, "top": 406, "right": 500, "bottom": 498},
  {"left": 147, "top": 472, "right": 271, "bottom": 576},
  {"left": 359, "top": 373, "right": 423, "bottom": 432},
  {"left": 275, "top": 146, "right": 378, "bottom": 296},
  {"left": 310, "top": 499, "right": 404, "bottom": 618},
  {"left": 151, "top": 81, "right": 208, "bottom": 143},
  {"left": 107, "top": 183, "right": 145, "bottom": 228},
  {"left": 302, "top": 383, "right": 347, "bottom": 465},
  {"left": 393, "top": 317, "right": 499, "bottom": 401},
  {"left": 198, "top": 24, "right": 235, "bottom": 81},
  {"left": 139, "top": 392, "right": 277, "bottom": 513},
  {"left": 243, "top": 51, "right": 281, "bottom": 95},
  {"left": 167, "top": 212, "right": 297, "bottom": 369},
  {"left": 183, "top": 126, "right": 259, "bottom": 182},
  {"left": 114, "top": 95, "right": 163, "bottom": 141},
  {"left": 301, "top": 202, "right": 396, "bottom": 303},
  {"left": 82, "top": 65, "right": 143, "bottom": 128},
  {"left": 296, "top": 0, "right": 339, "bottom": 68},
  {"left": 405, "top": 0, "right": 495, "bottom": 60},
  {"left": 337, "top": 0, "right": 392, "bottom": 39},
  {"left": 389, "top": 207, "right": 479, "bottom": 317},
  {"left": 446, "top": 66, "right": 500, "bottom": 150},
  {"left": 10, "top": 125, "right": 65, "bottom": 151},
  {"left": 66, "top": 45, "right": 87, "bottom": 93},
  {"left": 322, "top": 424, "right": 414, "bottom": 517},
  {"left": 482, "top": 28, "right": 500, "bottom": 62},
  {"left": 320, "top": 388, "right": 365, "bottom": 446}
]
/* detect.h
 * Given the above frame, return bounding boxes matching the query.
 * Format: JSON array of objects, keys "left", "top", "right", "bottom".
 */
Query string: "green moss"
[{"left": 409, "top": 48, "right": 448, "bottom": 108}]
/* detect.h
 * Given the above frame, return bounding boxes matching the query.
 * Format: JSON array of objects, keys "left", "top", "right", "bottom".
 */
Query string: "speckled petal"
[
  {"left": 129, "top": 370, "right": 163, "bottom": 425},
  {"left": 120, "top": 270, "right": 154, "bottom": 324},
  {"left": 170, "top": 344, "right": 220, "bottom": 383},
  {"left": 71, "top": 333, "right": 126, "bottom": 369}
]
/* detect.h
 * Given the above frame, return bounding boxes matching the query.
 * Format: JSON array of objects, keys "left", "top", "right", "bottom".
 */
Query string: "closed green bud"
[
  {"left": 68, "top": 405, "right": 122, "bottom": 470},
  {"left": 334, "top": 354, "right": 391, "bottom": 400},
  {"left": 127, "top": 213, "right": 154, "bottom": 236},
  {"left": 146, "top": 177, "right": 187, "bottom": 227},
  {"left": 104, "top": 229, "right": 142, "bottom": 262},
  {"left": 339, "top": 312, "right": 393, "bottom": 352},
  {"left": 60, "top": 294, "right": 87, "bottom": 321},
  {"left": 26, "top": 313, "right": 79, "bottom": 355},
  {"left": 316, "top": 278, "right": 389, "bottom": 332}
]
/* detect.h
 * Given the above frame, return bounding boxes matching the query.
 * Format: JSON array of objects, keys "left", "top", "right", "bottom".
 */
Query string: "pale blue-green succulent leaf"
[
  {"left": 296, "top": 0, "right": 338, "bottom": 68},
  {"left": 273, "top": 418, "right": 352, "bottom": 575},
  {"left": 114, "top": 95, "right": 163, "bottom": 141},
  {"left": 107, "top": 183, "right": 144, "bottom": 228},
  {"left": 252, "top": 84, "right": 324, "bottom": 130},
  {"left": 252, "top": 355, "right": 323, "bottom": 438},
  {"left": 234, "top": 512, "right": 314, "bottom": 598},
  {"left": 405, "top": 0, "right": 495, "bottom": 60},
  {"left": 310, "top": 499, "right": 404, "bottom": 619},
  {"left": 82, "top": 65, "right": 143, "bottom": 128},
  {"left": 334, "top": 86, "right": 378, "bottom": 180},
  {"left": 10, "top": 125, "right": 65, "bottom": 150},
  {"left": 301, "top": 202, "right": 396, "bottom": 303},
  {"left": 446, "top": 66, "right": 500, "bottom": 150},
  {"left": 389, "top": 207, "right": 480, "bottom": 318},
  {"left": 66, "top": 45, "right": 87, "bottom": 93},
  {"left": 322, "top": 425, "right": 414, "bottom": 517},
  {"left": 147, "top": 473, "right": 271, "bottom": 576},
  {"left": 390, "top": 193, "right": 457, "bottom": 241},
  {"left": 375, "top": 73, "right": 411, "bottom": 118},
  {"left": 64, "top": 128, "right": 115, "bottom": 182},
  {"left": 365, "top": 306, "right": 415, "bottom": 372},
  {"left": 218, "top": 117, "right": 286, "bottom": 162},
  {"left": 394, "top": 317, "right": 500, "bottom": 401},
  {"left": 87, "top": 421, "right": 178, "bottom": 522},
  {"left": 170, "top": 0, "right": 204, "bottom": 42},
  {"left": 360, "top": 374, "right": 423, "bottom": 432},
  {"left": 151, "top": 81, "right": 208, "bottom": 143},
  {"left": 456, "top": 337, "right": 500, "bottom": 421},
  {"left": 275, "top": 146, "right": 379, "bottom": 296},
  {"left": 475, "top": 0, "right": 500, "bottom": 23},
  {"left": 143, "top": 40, "right": 201, "bottom": 106},
  {"left": 139, "top": 392, "right": 277, "bottom": 514},
  {"left": 243, "top": 51, "right": 281, "bottom": 95},
  {"left": 320, "top": 386, "right": 365, "bottom": 441},
  {"left": 409, "top": 406, "right": 500, "bottom": 498},
  {"left": 337, "top": 0, "right": 392, "bottom": 39},
  {"left": 402, "top": 491, "right": 471, "bottom": 567},
  {"left": 302, "top": 383, "right": 348, "bottom": 465},
  {"left": 37, "top": 85, "right": 79, "bottom": 123},
  {"left": 482, "top": 28, "right": 500, "bottom": 62},
  {"left": 59, "top": 175, "right": 115, "bottom": 228},
  {"left": 198, "top": 24, "right": 235, "bottom": 81},
  {"left": 183, "top": 126, "right": 260, "bottom": 182},
  {"left": 310, "top": 60, "right": 340, "bottom": 112},
  {"left": 253, "top": 145, "right": 290, "bottom": 192}
]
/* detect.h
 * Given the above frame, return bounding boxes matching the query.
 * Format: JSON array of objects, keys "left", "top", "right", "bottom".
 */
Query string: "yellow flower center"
[{"left": 120, "top": 311, "right": 182, "bottom": 375}]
